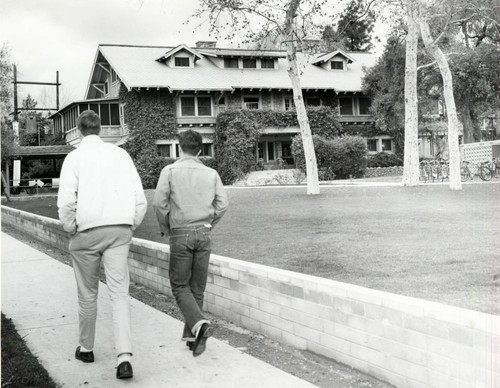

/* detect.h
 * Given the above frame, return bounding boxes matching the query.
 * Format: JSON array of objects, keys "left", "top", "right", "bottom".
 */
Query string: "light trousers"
[{"left": 69, "top": 225, "right": 133, "bottom": 357}]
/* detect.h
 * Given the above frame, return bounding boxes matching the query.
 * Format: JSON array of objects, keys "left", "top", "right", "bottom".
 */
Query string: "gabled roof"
[
  {"left": 156, "top": 44, "right": 203, "bottom": 62},
  {"left": 312, "top": 50, "right": 356, "bottom": 65},
  {"left": 88, "top": 44, "right": 377, "bottom": 96}
]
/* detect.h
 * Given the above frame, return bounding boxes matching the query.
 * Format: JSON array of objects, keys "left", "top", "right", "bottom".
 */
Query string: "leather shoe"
[
  {"left": 192, "top": 323, "right": 213, "bottom": 357},
  {"left": 75, "top": 346, "right": 94, "bottom": 363},
  {"left": 116, "top": 361, "right": 133, "bottom": 379}
]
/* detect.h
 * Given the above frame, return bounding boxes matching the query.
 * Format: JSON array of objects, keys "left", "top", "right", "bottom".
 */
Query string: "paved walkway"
[{"left": 1, "top": 233, "right": 316, "bottom": 388}]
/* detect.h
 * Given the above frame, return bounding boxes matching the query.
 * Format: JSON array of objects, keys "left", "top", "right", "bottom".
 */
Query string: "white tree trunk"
[
  {"left": 285, "top": 41, "right": 320, "bottom": 195},
  {"left": 420, "top": 21, "right": 462, "bottom": 190},
  {"left": 402, "top": 9, "right": 420, "bottom": 186}
]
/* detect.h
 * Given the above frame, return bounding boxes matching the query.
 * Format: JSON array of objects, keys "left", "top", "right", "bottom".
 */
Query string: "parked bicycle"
[
  {"left": 460, "top": 161, "right": 493, "bottom": 182},
  {"left": 420, "top": 159, "right": 449, "bottom": 183}
]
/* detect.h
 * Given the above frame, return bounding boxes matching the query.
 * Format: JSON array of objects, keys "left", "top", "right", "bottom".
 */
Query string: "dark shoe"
[
  {"left": 116, "top": 361, "right": 133, "bottom": 379},
  {"left": 75, "top": 346, "right": 94, "bottom": 363},
  {"left": 192, "top": 323, "right": 213, "bottom": 357}
]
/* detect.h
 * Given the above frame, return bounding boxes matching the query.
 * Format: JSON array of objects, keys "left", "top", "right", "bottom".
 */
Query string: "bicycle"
[{"left": 461, "top": 161, "right": 492, "bottom": 182}]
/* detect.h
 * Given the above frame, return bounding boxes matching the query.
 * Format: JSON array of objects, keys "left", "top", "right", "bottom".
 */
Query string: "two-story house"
[{"left": 50, "top": 41, "right": 388, "bottom": 167}]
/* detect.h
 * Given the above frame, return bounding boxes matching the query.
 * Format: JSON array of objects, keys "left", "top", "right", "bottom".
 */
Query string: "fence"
[
  {"left": 461, "top": 140, "right": 500, "bottom": 166},
  {"left": 2, "top": 205, "right": 499, "bottom": 388}
]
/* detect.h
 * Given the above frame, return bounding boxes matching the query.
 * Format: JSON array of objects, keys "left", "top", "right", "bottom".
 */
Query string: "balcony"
[{"left": 65, "top": 125, "right": 128, "bottom": 146}]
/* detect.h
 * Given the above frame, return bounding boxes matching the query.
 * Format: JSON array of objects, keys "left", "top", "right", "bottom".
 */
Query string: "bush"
[
  {"left": 292, "top": 135, "right": 367, "bottom": 180},
  {"left": 199, "top": 157, "right": 217, "bottom": 170},
  {"left": 135, "top": 151, "right": 175, "bottom": 189},
  {"left": 367, "top": 152, "right": 403, "bottom": 168}
]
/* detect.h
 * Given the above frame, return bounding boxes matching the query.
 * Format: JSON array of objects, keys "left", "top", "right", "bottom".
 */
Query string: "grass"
[
  {"left": 1, "top": 313, "right": 57, "bottom": 388},
  {"left": 3, "top": 183, "right": 500, "bottom": 315}
]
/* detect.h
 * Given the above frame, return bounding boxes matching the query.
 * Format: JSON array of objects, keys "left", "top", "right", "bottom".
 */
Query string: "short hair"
[
  {"left": 179, "top": 130, "right": 202, "bottom": 155},
  {"left": 77, "top": 110, "right": 101, "bottom": 136}
]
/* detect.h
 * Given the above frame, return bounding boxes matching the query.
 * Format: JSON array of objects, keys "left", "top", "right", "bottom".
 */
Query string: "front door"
[{"left": 281, "top": 142, "right": 294, "bottom": 166}]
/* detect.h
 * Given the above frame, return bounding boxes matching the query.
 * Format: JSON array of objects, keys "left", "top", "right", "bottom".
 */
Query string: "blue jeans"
[{"left": 168, "top": 225, "right": 212, "bottom": 339}]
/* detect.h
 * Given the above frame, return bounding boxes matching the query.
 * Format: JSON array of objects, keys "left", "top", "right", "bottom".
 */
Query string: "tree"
[
  {"left": 194, "top": 0, "right": 328, "bottom": 194},
  {"left": 1, "top": 45, "right": 16, "bottom": 166},
  {"left": 18, "top": 94, "right": 56, "bottom": 146},
  {"left": 321, "top": 0, "right": 376, "bottom": 51},
  {"left": 401, "top": 2, "right": 421, "bottom": 186}
]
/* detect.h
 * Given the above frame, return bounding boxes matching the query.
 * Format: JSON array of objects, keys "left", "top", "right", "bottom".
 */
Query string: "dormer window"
[
  {"left": 243, "top": 58, "right": 257, "bottom": 68},
  {"left": 175, "top": 57, "right": 190, "bottom": 67},
  {"left": 331, "top": 61, "right": 344, "bottom": 70},
  {"left": 261, "top": 59, "right": 275, "bottom": 69},
  {"left": 224, "top": 58, "right": 239, "bottom": 68}
]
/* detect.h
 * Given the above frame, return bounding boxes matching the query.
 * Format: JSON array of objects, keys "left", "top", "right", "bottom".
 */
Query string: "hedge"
[
  {"left": 367, "top": 152, "right": 403, "bottom": 168},
  {"left": 292, "top": 135, "right": 367, "bottom": 180}
]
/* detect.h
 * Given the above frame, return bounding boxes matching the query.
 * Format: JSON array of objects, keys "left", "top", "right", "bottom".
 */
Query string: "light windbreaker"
[
  {"left": 57, "top": 135, "right": 147, "bottom": 233},
  {"left": 153, "top": 156, "right": 228, "bottom": 234}
]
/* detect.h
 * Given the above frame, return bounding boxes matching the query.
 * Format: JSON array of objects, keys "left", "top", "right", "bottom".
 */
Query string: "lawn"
[{"left": 3, "top": 183, "right": 500, "bottom": 315}]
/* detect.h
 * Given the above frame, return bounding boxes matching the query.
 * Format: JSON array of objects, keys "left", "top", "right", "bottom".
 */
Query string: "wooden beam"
[{"left": 97, "top": 63, "right": 111, "bottom": 74}]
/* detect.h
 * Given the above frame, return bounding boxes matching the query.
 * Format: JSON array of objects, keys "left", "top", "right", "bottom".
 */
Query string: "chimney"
[{"left": 195, "top": 40, "right": 217, "bottom": 49}]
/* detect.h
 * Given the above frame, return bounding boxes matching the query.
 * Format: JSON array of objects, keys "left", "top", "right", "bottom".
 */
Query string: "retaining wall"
[
  {"left": 364, "top": 166, "right": 404, "bottom": 178},
  {"left": 2, "top": 205, "right": 499, "bottom": 388}
]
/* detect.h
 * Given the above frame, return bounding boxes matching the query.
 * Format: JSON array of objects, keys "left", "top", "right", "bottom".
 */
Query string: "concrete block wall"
[{"left": 2, "top": 205, "right": 499, "bottom": 388}]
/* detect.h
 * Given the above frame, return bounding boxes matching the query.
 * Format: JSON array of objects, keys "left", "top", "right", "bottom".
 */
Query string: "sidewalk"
[{"left": 1, "top": 233, "right": 316, "bottom": 388}]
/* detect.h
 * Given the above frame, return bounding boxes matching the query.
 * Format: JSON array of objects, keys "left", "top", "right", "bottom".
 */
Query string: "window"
[
  {"left": 119, "top": 104, "right": 125, "bottom": 124},
  {"left": 180, "top": 96, "right": 213, "bottom": 116},
  {"left": 261, "top": 59, "right": 275, "bottom": 69},
  {"left": 224, "top": 58, "right": 239, "bottom": 68},
  {"left": 258, "top": 142, "right": 264, "bottom": 159},
  {"left": 382, "top": 139, "right": 393, "bottom": 152},
  {"left": 180, "top": 97, "right": 196, "bottom": 116},
  {"left": 89, "top": 104, "right": 99, "bottom": 114},
  {"left": 111, "top": 69, "right": 118, "bottom": 82},
  {"left": 367, "top": 139, "right": 377, "bottom": 152},
  {"left": 339, "top": 97, "right": 353, "bottom": 115},
  {"left": 359, "top": 97, "right": 371, "bottom": 115},
  {"left": 101, "top": 104, "right": 110, "bottom": 125},
  {"left": 157, "top": 144, "right": 171, "bottom": 157},
  {"left": 243, "top": 58, "right": 257, "bottom": 68},
  {"left": 306, "top": 97, "right": 321, "bottom": 107},
  {"left": 174, "top": 57, "right": 190, "bottom": 67},
  {"left": 331, "top": 61, "right": 344, "bottom": 70},
  {"left": 217, "top": 96, "right": 227, "bottom": 112},
  {"left": 197, "top": 97, "right": 212, "bottom": 116},
  {"left": 201, "top": 143, "right": 213, "bottom": 157},
  {"left": 110, "top": 104, "right": 120, "bottom": 125},
  {"left": 78, "top": 104, "right": 89, "bottom": 114},
  {"left": 284, "top": 97, "right": 295, "bottom": 111},
  {"left": 243, "top": 96, "right": 260, "bottom": 110},
  {"left": 267, "top": 142, "right": 275, "bottom": 160}
]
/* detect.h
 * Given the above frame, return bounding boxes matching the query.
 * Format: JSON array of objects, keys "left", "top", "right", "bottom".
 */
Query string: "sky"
[{"left": 0, "top": 0, "right": 389, "bottom": 110}]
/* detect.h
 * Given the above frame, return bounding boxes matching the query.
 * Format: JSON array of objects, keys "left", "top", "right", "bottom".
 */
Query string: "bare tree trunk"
[
  {"left": 402, "top": 9, "right": 420, "bottom": 186},
  {"left": 460, "top": 98, "right": 476, "bottom": 143},
  {"left": 420, "top": 21, "right": 462, "bottom": 190},
  {"left": 283, "top": 0, "right": 320, "bottom": 195}
]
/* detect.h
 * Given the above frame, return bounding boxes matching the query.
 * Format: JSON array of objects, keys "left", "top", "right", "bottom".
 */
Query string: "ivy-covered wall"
[
  {"left": 119, "top": 85, "right": 177, "bottom": 188},
  {"left": 214, "top": 107, "right": 347, "bottom": 184}
]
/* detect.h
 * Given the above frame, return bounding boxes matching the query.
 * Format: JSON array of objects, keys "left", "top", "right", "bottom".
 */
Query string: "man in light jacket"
[
  {"left": 153, "top": 129, "right": 228, "bottom": 357},
  {"left": 58, "top": 110, "right": 147, "bottom": 380}
]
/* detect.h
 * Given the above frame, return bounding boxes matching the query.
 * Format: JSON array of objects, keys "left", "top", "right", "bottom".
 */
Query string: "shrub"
[
  {"left": 135, "top": 153, "right": 175, "bottom": 189},
  {"left": 367, "top": 152, "right": 403, "bottom": 167},
  {"left": 292, "top": 135, "right": 367, "bottom": 180},
  {"left": 199, "top": 157, "right": 217, "bottom": 170}
]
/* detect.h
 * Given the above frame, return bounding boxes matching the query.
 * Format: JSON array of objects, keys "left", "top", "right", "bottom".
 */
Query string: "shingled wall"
[{"left": 2, "top": 205, "right": 499, "bottom": 388}]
